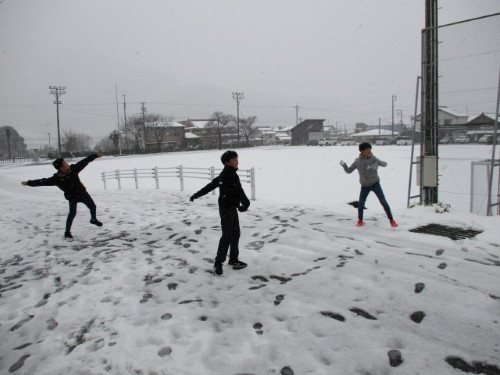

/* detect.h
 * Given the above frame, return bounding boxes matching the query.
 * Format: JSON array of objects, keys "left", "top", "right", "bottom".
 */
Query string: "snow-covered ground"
[{"left": 0, "top": 146, "right": 499, "bottom": 375}]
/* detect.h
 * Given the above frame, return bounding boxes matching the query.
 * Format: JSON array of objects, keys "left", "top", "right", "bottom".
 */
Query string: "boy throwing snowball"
[
  {"left": 22, "top": 153, "right": 103, "bottom": 239},
  {"left": 340, "top": 142, "right": 397, "bottom": 227},
  {"left": 190, "top": 150, "right": 250, "bottom": 276}
]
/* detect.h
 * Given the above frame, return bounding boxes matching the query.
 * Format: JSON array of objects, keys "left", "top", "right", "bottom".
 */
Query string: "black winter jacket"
[
  {"left": 192, "top": 165, "right": 250, "bottom": 209},
  {"left": 27, "top": 154, "right": 99, "bottom": 200}
]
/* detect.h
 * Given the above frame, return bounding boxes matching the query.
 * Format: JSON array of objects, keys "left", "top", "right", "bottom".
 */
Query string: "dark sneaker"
[
  {"left": 228, "top": 260, "right": 247, "bottom": 269},
  {"left": 214, "top": 264, "right": 223, "bottom": 276},
  {"left": 64, "top": 231, "right": 73, "bottom": 239},
  {"left": 90, "top": 218, "right": 103, "bottom": 227}
]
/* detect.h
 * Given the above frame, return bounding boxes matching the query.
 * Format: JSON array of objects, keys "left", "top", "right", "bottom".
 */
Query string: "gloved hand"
[
  {"left": 238, "top": 205, "right": 249, "bottom": 212},
  {"left": 367, "top": 164, "right": 378, "bottom": 170},
  {"left": 189, "top": 195, "right": 196, "bottom": 202},
  {"left": 340, "top": 160, "right": 347, "bottom": 167}
]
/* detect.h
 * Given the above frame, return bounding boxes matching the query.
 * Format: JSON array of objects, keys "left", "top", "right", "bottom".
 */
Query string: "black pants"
[
  {"left": 66, "top": 192, "right": 97, "bottom": 232},
  {"left": 215, "top": 206, "right": 240, "bottom": 266}
]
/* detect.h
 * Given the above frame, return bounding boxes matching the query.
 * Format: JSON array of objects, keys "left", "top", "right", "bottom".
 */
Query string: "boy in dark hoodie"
[
  {"left": 21, "top": 153, "right": 103, "bottom": 238},
  {"left": 340, "top": 142, "right": 397, "bottom": 227},
  {"left": 190, "top": 150, "right": 250, "bottom": 276}
]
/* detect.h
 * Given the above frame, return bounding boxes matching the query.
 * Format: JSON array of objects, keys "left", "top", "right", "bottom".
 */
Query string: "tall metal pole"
[
  {"left": 421, "top": 0, "right": 439, "bottom": 204},
  {"left": 232, "top": 92, "right": 244, "bottom": 147},
  {"left": 115, "top": 84, "right": 121, "bottom": 155},
  {"left": 48, "top": 133, "right": 51, "bottom": 152},
  {"left": 123, "top": 94, "right": 128, "bottom": 150},
  {"left": 392, "top": 95, "right": 397, "bottom": 139},
  {"left": 486, "top": 68, "right": 500, "bottom": 216},
  {"left": 49, "top": 86, "right": 66, "bottom": 157}
]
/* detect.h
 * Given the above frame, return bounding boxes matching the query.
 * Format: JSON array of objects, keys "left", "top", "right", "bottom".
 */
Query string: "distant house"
[
  {"left": 254, "top": 127, "right": 276, "bottom": 146},
  {"left": 351, "top": 129, "right": 399, "bottom": 144},
  {"left": 415, "top": 108, "right": 468, "bottom": 130},
  {"left": 144, "top": 121, "right": 185, "bottom": 151},
  {"left": 465, "top": 113, "right": 498, "bottom": 142},
  {"left": 290, "top": 119, "right": 325, "bottom": 146},
  {"left": 178, "top": 119, "right": 219, "bottom": 149},
  {"left": 275, "top": 131, "right": 292, "bottom": 145}
]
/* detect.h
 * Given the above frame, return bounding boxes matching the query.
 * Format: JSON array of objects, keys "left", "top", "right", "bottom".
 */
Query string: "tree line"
[{"left": 2, "top": 111, "right": 259, "bottom": 158}]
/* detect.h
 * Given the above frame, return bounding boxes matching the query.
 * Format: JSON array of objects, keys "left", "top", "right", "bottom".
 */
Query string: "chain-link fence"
[{"left": 434, "top": 13, "right": 500, "bottom": 214}]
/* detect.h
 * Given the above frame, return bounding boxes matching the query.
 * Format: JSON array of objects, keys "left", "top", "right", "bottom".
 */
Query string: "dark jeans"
[
  {"left": 358, "top": 182, "right": 393, "bottom": 221},
  {"left": 215, "top": 206, "right": 240, "bottom": 266},
  {"left": 66, "top": 192, "right": 97, "bottom": 232}
]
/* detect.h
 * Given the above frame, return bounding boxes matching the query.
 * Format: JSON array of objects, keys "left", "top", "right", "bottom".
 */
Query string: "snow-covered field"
[{"left": 0, "top": 145, "right": 499, "bottom": 375}]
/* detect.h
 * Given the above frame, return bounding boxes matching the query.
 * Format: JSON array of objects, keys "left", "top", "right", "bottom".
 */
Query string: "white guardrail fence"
[{"left": 101, "top": 166, "right": 256, "bottom": 200}]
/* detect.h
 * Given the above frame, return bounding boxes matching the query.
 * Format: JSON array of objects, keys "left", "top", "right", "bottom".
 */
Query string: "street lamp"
[
  {"left": 49, "top": 86, "right": 66, "bottom": 157},
  {"left": 232, "top": 92, "right": 244, "bottom": 147}
]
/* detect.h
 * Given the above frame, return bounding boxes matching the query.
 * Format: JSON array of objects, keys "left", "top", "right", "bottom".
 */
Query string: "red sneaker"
[
  {"left": 390, "top": 220, "right": 398, "bottom": 227},
  {"left": 356, "top": 220, "right": 364, "bottom": 227}
]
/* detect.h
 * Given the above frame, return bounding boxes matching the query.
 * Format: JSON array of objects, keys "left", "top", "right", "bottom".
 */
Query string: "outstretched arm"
[
  {"left": 190, "top": 177, "right": 220, "bottom": 201},
  {"left": 22, "top": 176, "right": 57, "bottom": 187},
  {"left": 72, "top": 153, "right": 102, "bottom": 173}
]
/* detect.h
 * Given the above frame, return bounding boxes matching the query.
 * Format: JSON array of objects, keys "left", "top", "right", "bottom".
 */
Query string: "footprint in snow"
[
  {"left": 320, "top": 311, "right": 345, "bottom": 322},
  {"left": 274, "top": 295, "right": 285, "bottom": 306},
  {"left": 246, "top": 241, "right": 265, "bottom": 251},
  {"left": 410, "top": 311, "right": 425, "bottom": 323},
  {"left": 415, "top": 282, "right": 425, "bottom": 293},
  {"left": 253, "top": 322, "right": 264, "bottom": 335}
]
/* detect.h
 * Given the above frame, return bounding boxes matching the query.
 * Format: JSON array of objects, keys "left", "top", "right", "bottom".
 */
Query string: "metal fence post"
[
  {"left": 115, "top": 170, "right": 121, "bottom": 189},
  {"left": 154, "top": 167, "right": 159, "bottom": 189},
  {"left": 210, "top": 166, "right": 216, "bottom": 195},
  {"left": 134, "top": 168, "right": 138, "bottom": 189},
  {"left": 102, "top": 172, "right": 107, "bottom": 190},
  {"left": 177, "top": 165, "right": 184, "bottom": 191},
  {"left": 250, "top": 167, "right": 256, "bottom": 200}
]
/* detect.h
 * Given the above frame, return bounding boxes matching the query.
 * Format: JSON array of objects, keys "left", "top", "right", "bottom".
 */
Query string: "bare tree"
[
  {"left": 121, "top": 115, "right": 144, "bottom": 151},
  {"left": 239, "top": 116, "right": 258, "bottom": 146},
  {"left": 145, "top": 114, "right": 173, "bottom": 152},
  {"left": 206, "top": 112, "right": 236, "bottom": 149},
  {"left": 62, "top": 130, "right": 93, "bottom": 155}
]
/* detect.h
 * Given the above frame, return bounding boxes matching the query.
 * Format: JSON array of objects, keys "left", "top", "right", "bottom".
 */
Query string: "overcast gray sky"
[{"left": 1, "top": 0, "right": 499, "bottom": 148}]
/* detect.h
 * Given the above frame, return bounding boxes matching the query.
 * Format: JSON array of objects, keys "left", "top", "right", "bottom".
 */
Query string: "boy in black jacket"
[
  {"left": 190, "top": 150, "right": 250, "bottom": 276},
  {"left": 21, "top": 153, "right": 103, "bottom": 239}
]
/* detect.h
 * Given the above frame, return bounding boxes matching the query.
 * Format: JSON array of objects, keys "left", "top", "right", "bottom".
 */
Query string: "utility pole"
[
  {"left": 421, "top": 0, "right": 439, "bottom": 205},
  {"left": 114, "top": 84, "right": 121, "bottom": 155},
  {"left": 48, "top": 133, "right": 51, "bottom": 153},
  {"left": 293, "top": 104, "right": 300, "bottom": 125},
  {"left": 123, "top": 95, "right": 128, "bottom": 150},
  {"left": 141, "top": 102, "right": 147, "bottom": 151},
  {"left": 232, "top": 92, "right": 244, "bottom": 147},
  {"left": 391, "top": 95, "right": 397, "bottom": 139},
  {"left": 396, "top": 110, "right": 403, "bottom": 133},
  {"left": 5, "top": 127, "right": 12, "bottom": 159},
  {"left": 49, "top": 86, "right": 66, "bottom": 157}
]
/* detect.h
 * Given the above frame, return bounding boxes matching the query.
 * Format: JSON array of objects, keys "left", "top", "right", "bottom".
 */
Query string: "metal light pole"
[
  {"left": 232, "top": 92, "right": 244, "bottom": 147},
  {"left": 49, "top": 86, "right": 66, "bottom": 157}
]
